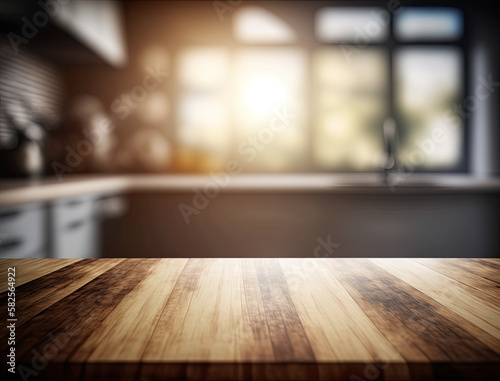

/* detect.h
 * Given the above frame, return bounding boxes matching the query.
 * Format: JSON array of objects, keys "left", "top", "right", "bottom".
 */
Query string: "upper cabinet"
[
  {"left": 0, "top": 0, "right": 127, "bottom": 68},
  {"left": 51, "top": 0, "right": 126, "bottom": 67}
]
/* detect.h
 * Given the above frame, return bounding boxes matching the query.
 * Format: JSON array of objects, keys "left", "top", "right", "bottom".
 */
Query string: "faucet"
[{"left": 382, "top": 117, "right": 397, "bottom": 186}]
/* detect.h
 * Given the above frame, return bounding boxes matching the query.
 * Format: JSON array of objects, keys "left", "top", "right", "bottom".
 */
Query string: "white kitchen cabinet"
[
  {"left": 50, "top": 194, "right": 98, "bottom": 258},
  {"left": 0, "top": 202, "right": 47, "bottom": 258},
  {"left": 0, "top": 0, "right": 127, "bottom": 67},
  {"left": 52, "top": 0, "right": 126, "bottom": 67}
]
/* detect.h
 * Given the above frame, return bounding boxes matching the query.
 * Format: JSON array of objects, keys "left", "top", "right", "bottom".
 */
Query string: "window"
[
  {"left": 393, "top": 7, "right": 464, "bottom": 170},
  {"left": 175, "top": 5, "right": 465, "bottom": 172},
  {"left": 394, "top": 7, "right": 463, "bottom": 41},
  {"left": 177, "top": 48, "right": 231, "bottom": 171},
  {"left": 315, "top": 7, "right": 389, "bottom": 43},
  {"left": 233, "top": 6, "right": 296, "bottom": 43},
  {"left": 234, "top": 48, "right": 307, "bottom": 170},
  {"left": 395, "top": 47, "right": 463, "bottom": 168}
]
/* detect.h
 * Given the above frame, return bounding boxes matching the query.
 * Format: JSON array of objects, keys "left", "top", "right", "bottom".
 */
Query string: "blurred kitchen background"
[{"left": 0, "top": 0, "right": 499, "bottom": 259}]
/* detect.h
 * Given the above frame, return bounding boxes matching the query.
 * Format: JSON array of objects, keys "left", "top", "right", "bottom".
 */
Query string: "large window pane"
[
  {"left": 178, "top": 47, "right": 230, "bottom": 89},
  {"left": 315, "top": 7, "right": 389, "bottom": 43},
  {"left": 313, "top": 48, "right": 388, "bottom": 170},
  {"left": 395, "top": 47, "right": 463, "bottom": 169},
  {"left": 395, "top": 8, "right": 463, "bottom": 42},
  {"left": 234, "top": 48, "right": 307, "bottom": 170},
  {"left": 177, "top": 93, "right": 230, "bottom": 171},
  {"left": 177, "top": 47, "right": 231, "bottom": 171}
]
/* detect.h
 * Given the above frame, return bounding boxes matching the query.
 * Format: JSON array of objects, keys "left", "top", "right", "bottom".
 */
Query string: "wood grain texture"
[
  {"left": 414, "top": 258, "right": 500, "bottom": 300},
  {"left": 15, "top": 258, "right": 157, "bottom": 362},
  {"left": 0, "top": 259, "right": 81, "bottom": 292},
  {"left": 279, "top": 259, "right": 410, "bottom": 381},
  {"left": 370, "top": 259, "right": 500, "bottom": 342},
  {"left": 0, "top": 259, "right": 123, "bottom": 329},
  {"left": 0, "top": 258, "right": 499, "bottom": 381}
]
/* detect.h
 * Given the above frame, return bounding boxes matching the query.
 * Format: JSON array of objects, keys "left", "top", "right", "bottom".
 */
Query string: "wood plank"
[
  {"left": 15, "top": 259, "right": 158, "bottom": 364},
  {"left": 0, "top": 259, "right": 124, "bottom": 329},
  {"left": 465, "top": 259, "right": 500, "bottom": 283},
  {"left": 0, "top": 259, "right": 81, "bottom": 292},
  {"left": 325, "top": 259, "right": 500, "bottom": 380},
  {"left": 72, "top": 258, "right": 188, "bottom": 362},
  {"left": 143, "top": 259, "right": 276, "bottom": 364},
  {"left": 279, "top": 258, "right": 409, "bottom": 381},
  {"left": 141, "top": 259, "right": 280, "bottom": 380},
  {"left": 414, "top": 258, "right": 500, "bottom": 300},
  {"left": 371, "top": 259, "right": 500, "bottom": 343},
  {"left": 254, "top": 259, "right": 315, "bottom": 363},
  {"left": 472, "top": 258, "right": 500, "bottom": 268},
  {"left": 142, "top": 259, "right": 319, "bottom": 379},
  {"left": 240, "top": 259, "right": 275, "bottom": 361},
  {"left": 1, "top": 258, "right": 499, "bottom": 381},
  {"left": 0, "top": 258, "right": 126, "bottom": 379},
  {"left": 142, "top": 258, "right": 215, "bottom": 362}
]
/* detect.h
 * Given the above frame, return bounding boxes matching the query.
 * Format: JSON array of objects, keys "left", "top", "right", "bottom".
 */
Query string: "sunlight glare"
[{"left": 244, "top": 77, "right": 286, "bottom": 115}]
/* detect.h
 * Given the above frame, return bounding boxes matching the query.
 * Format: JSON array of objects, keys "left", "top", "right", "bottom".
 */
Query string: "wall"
[
  {"left": 0, "top": 37, "right": 63, "bottom": 135},
  {"left": 0, "top": 36, "right": 64, "bottom": 176}
]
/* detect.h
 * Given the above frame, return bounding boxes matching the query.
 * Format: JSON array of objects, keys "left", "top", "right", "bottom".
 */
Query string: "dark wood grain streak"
[
  {"left": 69, "top": 259, "right": 187, "bottom": 364},
  {"left": 241, "top": 259, "right": 275, "bottom": 360},
  {"left": 0, "top": 259, "right": 122, "bottom": 330},
  {"left": 465, "top": 259, "right": 500, "bottom": 286},
  {"left": 0, "top": 260, "right": 94, "bottom": 320},
  {"left": 254, "top": 259, "right": 316, "bottom": 363},
  {"left": 16, "top": 259, "right": 158, "bottom": 364},
  {"left": 324, "top": 259, "right": 500, "bottom": 380},
  {"left": 415, "top": 259, "right": 500, "bottom": 300},
  {"left": 371, "top": 259, "right": 500, "bottom": 345},
  {"left": 0, "top": 259, "right": 81, "bottom": 292}
]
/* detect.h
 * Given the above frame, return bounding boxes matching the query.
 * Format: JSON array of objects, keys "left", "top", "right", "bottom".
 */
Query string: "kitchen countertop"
[
  {"left": 1, "top": 258, "right": 499, "bottom": 380},
  {"left": 1, "top": 173, "right": 500, "bottom": 207}
]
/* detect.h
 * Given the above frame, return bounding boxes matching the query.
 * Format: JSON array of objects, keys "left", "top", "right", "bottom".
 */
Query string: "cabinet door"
[
  {"left": 53, "top": 0, "right": 126, "bottom": 67},
  {"left": 0, "top": 203, "right": 47, "bottom": 258},
  {"left": 51, "top": 195, "right": 98, "bottom": 258}
]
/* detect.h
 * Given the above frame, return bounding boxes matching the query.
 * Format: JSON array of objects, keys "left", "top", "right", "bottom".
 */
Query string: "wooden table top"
[{"left": 1, "top": 258, "right": 499, "bottom": 381}]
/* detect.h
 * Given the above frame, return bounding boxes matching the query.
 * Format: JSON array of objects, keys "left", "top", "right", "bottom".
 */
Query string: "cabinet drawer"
[
  {"left": 51, "top": 195, "right": 98, "bottom": 258},
  {"left": 0, "top": 203, "right": 46, "bottom": 258},
  {"left": 52, "top": 195, "right": 96, "bottom": 229},
  {"left": 53, "top": 218, "right": 97, "bottom": 258}
]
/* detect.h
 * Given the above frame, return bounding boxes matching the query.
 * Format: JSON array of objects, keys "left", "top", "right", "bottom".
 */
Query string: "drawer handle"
[
  {"left": 0, "top": 236, "right": 23, "bottom": 249},
  {"left": 0, "top": 210, "right": 21, "bottom": 219},
  {"left": 67, "top": 220, "right": 85, "bottom": 230},
  {"left": 66, "top": 200, "right": 84, "bottom": 207}
]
